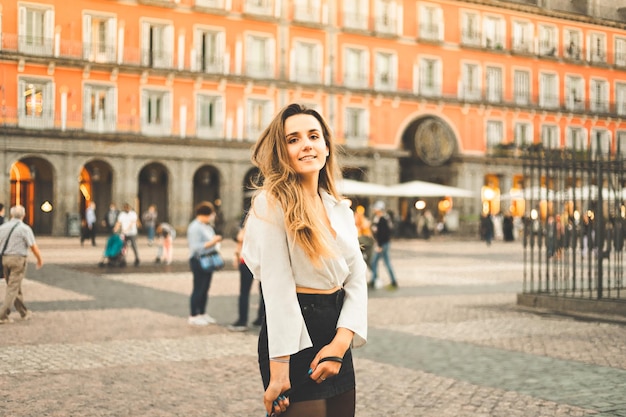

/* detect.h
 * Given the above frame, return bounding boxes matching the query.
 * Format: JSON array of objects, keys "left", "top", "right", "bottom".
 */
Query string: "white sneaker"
[
  {"left": 202, "top": 314, "right": 217, "bottom": 324},
  {"left": 188, "top": 315, "right": 209, "bottom": 326}
]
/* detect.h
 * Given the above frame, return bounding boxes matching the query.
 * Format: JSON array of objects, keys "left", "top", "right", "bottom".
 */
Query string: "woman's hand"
[
  {"left": 264, "top": 361, "right": 291, "bottom": 416},
  {"left": 308, "top": 328, "right": 353, "bottom": 384}
]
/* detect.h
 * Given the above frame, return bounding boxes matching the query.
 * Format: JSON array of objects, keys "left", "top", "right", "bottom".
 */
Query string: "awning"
[
  {"left": 338, "top": 179, "right": 476, "bottom": 198},
  {"left": 337, "top": 179, "right": 395, "bottom": 196}
]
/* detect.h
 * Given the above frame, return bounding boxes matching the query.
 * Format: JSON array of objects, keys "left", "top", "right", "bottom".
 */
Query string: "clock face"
[{"left": 414, "top": 118, "right": 455, "bottom": 166}]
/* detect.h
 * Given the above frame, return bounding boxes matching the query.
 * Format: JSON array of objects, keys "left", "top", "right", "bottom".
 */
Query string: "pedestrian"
[
  {"left": 142, "top": 204, "right": 158, "bottom": 246},
  {"left": 115, "top": 203, "right": 140, "bottom": 266},
  {"left": 369, "top": 200, "right": 399, "bottom": 290},
  {"left": 0, "top": 205, "right": 44, "bottom": 324},
  {"left": 155, "top": 222, "right": 175, "bottom": 265},
  {"left": 242, "top": 103, "right": 368, "bottom": 417},
  {"left": 354, "top": 205, "right": 375, "bottom": 268},
  {"left": 480, "top": 211, "right": 495, "bottom": 246},
  {"left": 227, "top": 220, "right": 265, "bottom": 332},
  {"left": 102, "top": 203, "right": 120, "bottom": 234},
  {"left": 0, "top": 203, "right": 5, "bottom": 225},
  {"left": 81, "top": 201, "right": 97, "bottom": 247},
  {"left": 187, "top": 201, "right": 223, "bottom": 326}
]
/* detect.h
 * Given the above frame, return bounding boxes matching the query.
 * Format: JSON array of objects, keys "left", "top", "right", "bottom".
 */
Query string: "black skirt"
[{"left": 258, "top": 289, "right": 355, "bottom": 402}]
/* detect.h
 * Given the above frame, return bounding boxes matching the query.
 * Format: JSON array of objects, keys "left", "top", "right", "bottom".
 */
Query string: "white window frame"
[
  {"left": 374, "top": 51, "right": 397, "bottom": 91},
  {"left": 541, "top": 124, "right": 559, "bottom": 149},
  {"left": 485, "top": 66, "right": 503, "bottom": 103},
  {"left": 514, "top": 122, "right": 533, "bottom": 148},
  {"left": 195, "top": 0, "right": 226, "bottom": 8},
  {"left": 246, "top": 98, "right": 273, "bottom": 141},
  {"left": 83, "top": 83, "right": 117, "bottom": 133},
  {"left": 141, "top": 88, "right": 172, "bottom": 136},
  {"left": 588, "top": 32, "right": 606, "bottom": 64},
  {"left": 196, "top": 93, "right": 224, "bottom": 139},
  {"left": 192, "top": 27, "right": 225, "bottom": 74},
  {"left": 419, "top": 4, "right": 443, "bottom": 42},
  {"left": 616, "top": 37, "right": 626, "bottom": 67},
  {"left": 245, "top": 33, "right": 276, "bottom": 78},
  {"left": 461, "top": 62, "right": 481, "bottom": 101},
  {"left": 244, "top": 0, "right": 274, "bottom": 17},
  {"left": 482, "top": 15, "right": 504, "bottom": 50},
  {"left": 590, "top": 129, "right": 611, "bottom": 156},
  {"left": 344, "top": 46, "right": 369, "bottom": 88},
  {"left": 18, "top": 4, "right": 54, "bottom": 56},
  {"left": 564, "top": 28, "right": 582, "bottom": 60},
  {"left": 538, "top": 24, "right": 557, "bottom": 57},
  {"left": 564, "top": 75, "right": 585, "bottom": 112},
  {"left": 486, "top": 120, "right": 504, "bottom": 148},
  {"left": 590, "top": 78, "right": 609, "bottom": 113},
  {"left": 513, "top": 69, "right": 531, "bottom": 106},
  {"left": 293, "top": 0, "right": 322, "bottom": 24},
  {"left": 82, "top": 13, "right": 117, "bottom": 63},
  {"left": 344, "top": 107, "right": 369, "bottom": 148},
  {"left": 141, "top": 20, "right": 174, "bottom": 69},
  {"left": 461, "top": 11, "right": 481, "bottom": 47},
  {"left": 419, "top": 57, "right": 442, "bottom": 97},
  {"left": 512, "top": 20, "right": 533, "bottom": 53},
  {"left": 616, "top": 131, "right": 626, "bottom": 159},
  {"left": 616, "top": 82, "right": 626, "bottom": 116},
  {"left": 292, "top": 39, "right": 322, "bottom": 84},
  {"left": 343, "top": 0, "right": 369, "bottom": 30},
  {"left": 539, "top": 72, "right": 559, "bottom": 109},
  {"left": 374, "top": 0, "right": 397, "bottom": 35},
  {"left": 17, "top": 76, "right": 55, "bottom": 129},
  {"left": 566, "top": 126, "right": 587, "bottom": 151}
]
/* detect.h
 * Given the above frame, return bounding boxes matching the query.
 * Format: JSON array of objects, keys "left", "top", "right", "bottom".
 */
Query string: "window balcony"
[
  {"left": 293, "top": 3, "right": 322, "bottom": 24},
  {"left": 343, "top": 12, "right": 368, "bottom": 31},
  {"left": 293, "top": 67, "right": 322, "bottom": 84},
  {"left": 374, "top": 15, "right": 397, "bottom": 35},
  {"left": 83, "top": 42, "right": 117, "bottom": 63},
  {"left": 141, "top": 49, "right": 174, "bottom": 69},
  {"left": 84, "top": 114, "right": 117, "bottom": 133},
  {"left": 193, "top": 55, "right": 224, "bottom": 74},
  {"left": 461, "top": 30, "right": 481, "bottom": 47},
  {"left": 18, "top": 35, "right": 54, "bottom": 57},
  {"left": 245, "top": 60, "right": 274, "bottom": 78},
  {"left": 343, "top": 73, "right": 368, "bottom": 89},
  {"left": 419, "top": 24, "right": 441, "bottom": 42},
  {"left": 343, "top": 132, "right": 369, "bottom": 149},
  {"left": 195, "top": 0, "right": 225, "bottom": 8},
  {"left": 197, "top": 123, "right": 224, "bottom": 140},
  {"left": 565, "top": 44, "right": 583, "bottom": 61}
]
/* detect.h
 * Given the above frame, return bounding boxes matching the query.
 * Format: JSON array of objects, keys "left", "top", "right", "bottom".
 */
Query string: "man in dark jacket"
[{"left": 369, "top": 201, "right": 398, "bottom": 290}]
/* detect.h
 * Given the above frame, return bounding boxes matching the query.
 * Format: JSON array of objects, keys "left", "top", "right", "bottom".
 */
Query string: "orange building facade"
[{"left": 1, "top": 0, "right": 626, "bottom": 236}]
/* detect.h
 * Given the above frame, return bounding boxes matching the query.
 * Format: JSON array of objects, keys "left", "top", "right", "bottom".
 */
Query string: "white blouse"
[{"left": 242, "top": 190, "right": 368, "bottom": 358}]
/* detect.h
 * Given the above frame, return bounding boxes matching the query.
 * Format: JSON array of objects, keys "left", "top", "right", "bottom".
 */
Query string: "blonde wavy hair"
[{"left": 251, "top": 103, "right": 341, "bottom": 263}]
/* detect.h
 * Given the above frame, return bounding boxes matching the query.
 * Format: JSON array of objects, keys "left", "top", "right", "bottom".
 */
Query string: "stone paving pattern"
[{"left": 1, "top": 235, "right": 625, "bottom": 416}]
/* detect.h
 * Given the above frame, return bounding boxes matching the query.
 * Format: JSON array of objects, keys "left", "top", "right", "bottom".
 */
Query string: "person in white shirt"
[
  {"left": 115, "top": 203, "right": 140, "bottom": 266},
  {"left": 242, "top": 103, "right": 367, "bottom": 417}
]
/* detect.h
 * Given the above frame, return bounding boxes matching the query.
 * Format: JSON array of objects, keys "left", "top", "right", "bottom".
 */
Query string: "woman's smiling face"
[{"left": 284, "top": 113, "right": 329, "bottom": 177}]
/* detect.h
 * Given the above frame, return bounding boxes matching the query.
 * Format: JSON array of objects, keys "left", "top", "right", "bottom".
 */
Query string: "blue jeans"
[
  {"left": 370, "top": 242, "right": 397, "bottom": 286},
  {"left": 189, "top": 257, "right": 214, "bottom": 316}
]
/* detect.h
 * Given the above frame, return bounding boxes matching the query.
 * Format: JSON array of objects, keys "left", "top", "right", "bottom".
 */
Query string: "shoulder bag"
[
  {"left": 199, "top": 250, "right": 225, "bottom": 273},
  {"left": 0, "top": 223, "right": 20, "bottom": 279}
]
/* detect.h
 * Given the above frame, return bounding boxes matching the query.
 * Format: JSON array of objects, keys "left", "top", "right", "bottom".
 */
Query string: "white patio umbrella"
[
  {"left": 387, "top": 180, "right": 476, "bottom": 198},
  {"left": 337, "top": 179, "right": 395, "bottom": 196}
]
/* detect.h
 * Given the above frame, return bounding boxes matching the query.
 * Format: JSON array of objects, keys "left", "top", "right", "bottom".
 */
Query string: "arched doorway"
[
  {"left": 10, "top": 158, "right": 54, "bottom": 234},
  {"left": 138, "top": 163, "right": 169, "bottom": 225},
  {"left": 79, "top": 160, "right": 113, "bottom": 233},
  {"left": 193, "top": 165, "right": 221, "bottom": 231}
]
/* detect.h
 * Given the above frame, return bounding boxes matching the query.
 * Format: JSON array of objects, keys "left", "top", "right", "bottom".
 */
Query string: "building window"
[
  {"left": 514, "top": 122, "right": 533, "bottom": 148},
  {"left": 18, "top": 77, "right": 54, "bottom": 129},
  {"left": 461, "top": 12, "right": 481, "bottom": 47},
  {"left": 589, "top": 33, "right": 606, "bottom": 64},
  {"left": 246, "top": 34, "right": 275, "bottom": 78},
  {"left": 192, "top": 29, "right": 224, "bottom": 74},
  {"left": 590, "top": 79, "right": 609, "bottom": 113},
  {"left": 292, "top": 40, "right": 322, "bottom": 84},
  {"left": 512, "top": 21, "right": 532, "bottom": 53},
  {"left": 344, "top": 47, "right": 368, "bottom": 88},
  {"left": 513, "top": 70, "right": 530, "bottom": 106},
  {"left": 195, "top": 0, "right": 226, "bottom": 8},
  {"left": 616, "top": 37, "right": 626, "bottom": 67},
  {"left": 483, "top": 15, "right": 504, "bottom": 50},
  {"left": 374, "top": 0, "right": 396, "bottom": 34},
  {"left": 244, "top": 0, "right": 274, "bottom": 16},
  {"left": 293, "top": 0, "right": 321, "bottom": 23},
  {"left": 419, "top": 5, "right": 443, "bottom": 42},
  {"left": 486, "top": 66, "right": 502, "bottom": 103},
  {"left": 247, "top": 98, "right": 272, "bottom": 141},
  {"left": 539, "top": 73, "right": 558, "bottom": 109},
  {"left": 565, "top": 75, "right": 585, "bottom": 112},
  {"left": 345, "top": 107, "right": 369, "bottom": 148},
  {"left": 564, "top": 29, "right": 582, "bottom": 60},
  {"left": 18, "top": 5, "right": 54, "bottom": 56},
  {"left": 616, "top": 83, "right": 626, "bottom": 116},
  {"left": 374, "top": 51, "right": 396, "bottom": 91},
  {"left": 590, "top": 129, "right": 610, "bottom": 156},
  {"left": 462, "top": 63, "right": 481, "bottom": 101},
  {"left": 541, "top": 125, "right": 559, "bottom": 149},
  {"left": 141, "top": 21, "right": 174, "bottom": 69},
  {"left": 83, "top": 14, "right": 116, "bottom": 63},
  {"left": 419, "top": 58, "right": 441, "bottom": 97},
  {"left": 141, "top": 89, "right": 172, "bottom": 136},
  {"left": 538, "top": 24, "right": 557, "bottom": 57},
  {"left": 196, "top": 94, "right": 224, "bottom": 139},
  {"left": 343, "top": 0, "right": 369, "bottom": 30},
  {"left": 566, "top": 127, "right": 586, "bottom": 151},
  {"left": 486, "top": 120, "right": 504, "bottom": 148},
  {"left": 617, "top": 131, "right": 626, "bottom": 159},
  {"left": 83, "top": 84, "right": 116, "bottom": 133}
]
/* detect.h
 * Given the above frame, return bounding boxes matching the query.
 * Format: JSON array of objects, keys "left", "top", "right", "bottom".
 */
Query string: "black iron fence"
[{"left": 522, "top": 142, "right": 625, "bottom": 301}]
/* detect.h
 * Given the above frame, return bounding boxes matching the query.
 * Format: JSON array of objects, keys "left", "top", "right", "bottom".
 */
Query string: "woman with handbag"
[
  {"left": 186, "top": 201, "right": 223, "bottom": 326},
  {"left": 242, "top": 103, "right": 368, "bottom": 417}
]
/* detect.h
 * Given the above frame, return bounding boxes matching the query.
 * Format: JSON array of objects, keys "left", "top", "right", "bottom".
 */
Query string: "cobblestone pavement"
[{"left": 1, "top": 235, "right": 626, "bottom": 416}]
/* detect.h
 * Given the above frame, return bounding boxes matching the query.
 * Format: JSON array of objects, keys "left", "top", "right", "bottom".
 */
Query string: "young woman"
[{"left": 242, "top": 103, "right": 368, "bottom": 417}]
